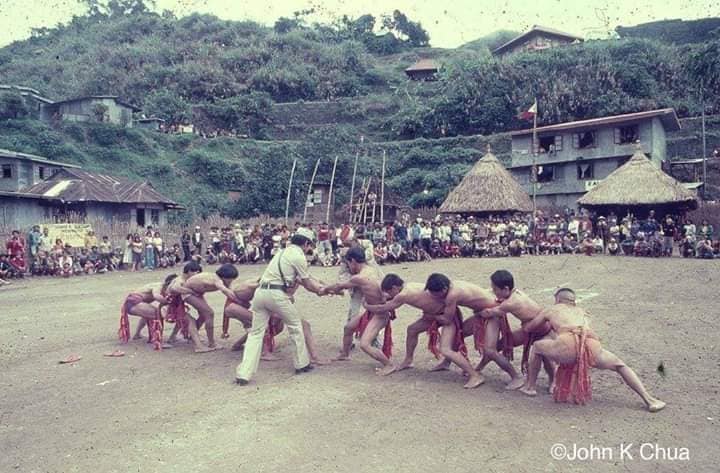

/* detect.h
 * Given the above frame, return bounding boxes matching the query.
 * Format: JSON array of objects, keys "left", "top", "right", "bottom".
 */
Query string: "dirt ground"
[{"left": 1, "top": 256, "right": 718, "bottom": 473}]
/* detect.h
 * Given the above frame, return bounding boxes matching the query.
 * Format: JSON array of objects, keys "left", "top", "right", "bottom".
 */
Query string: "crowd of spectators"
[{"left": 2, "top": 210, "right": 717, "bottom": 285}]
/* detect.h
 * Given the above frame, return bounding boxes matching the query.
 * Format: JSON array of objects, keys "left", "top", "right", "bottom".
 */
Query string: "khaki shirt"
[{"left": 260, "top": 244, "right": 310, "bottom": 285}]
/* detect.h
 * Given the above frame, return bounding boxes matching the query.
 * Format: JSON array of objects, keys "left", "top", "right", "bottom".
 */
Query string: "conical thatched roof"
[
  {"left": 578, "top": 145, "right": 698, "bottom": 208},
  {"left": 439, "top": 147, "right": 533, "bottom": 214}
]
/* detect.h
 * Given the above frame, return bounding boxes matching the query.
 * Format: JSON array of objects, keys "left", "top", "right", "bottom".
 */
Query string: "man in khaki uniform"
[{"left": 235, "top": 232, "right": 325, "bottom": 385}]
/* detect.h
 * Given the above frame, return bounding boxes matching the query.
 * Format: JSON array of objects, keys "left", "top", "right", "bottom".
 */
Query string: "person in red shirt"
[{"left": 6, "top": 230, "right": 26, "bottom": 273}]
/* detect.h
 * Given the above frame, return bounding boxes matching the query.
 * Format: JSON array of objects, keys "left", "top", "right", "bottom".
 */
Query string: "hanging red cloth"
[
  {"left": 262, "top": 316, "right": 283, "bottom": 353},
  {"left": 427, "top": 308, "right": 468, "bottom": 360},
  {"left": 165, "top": 295, "right": 190, "bottom": 340},
  {"left": 149, "top": 306, "right": 164, "bottom": 351},
  {"left": 553, "top": 327, "right": 598, "bottom": 405},
  {"left": 473, "top": 313, "right": 514, "bottom": 360},
  {"left": 354, "top": 310, "right": 396, "bottom": 358}
]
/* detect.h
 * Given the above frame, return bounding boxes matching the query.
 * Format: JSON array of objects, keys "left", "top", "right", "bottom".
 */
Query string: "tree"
[
  {"left": 143, "top": 90, "right": 190, "bottom": 125},
  {"left": 0, "top": 93, "right": 28, "bottom": 119},
  {"left": 381, "top": 10, "right": 430, "bottom": 47}
]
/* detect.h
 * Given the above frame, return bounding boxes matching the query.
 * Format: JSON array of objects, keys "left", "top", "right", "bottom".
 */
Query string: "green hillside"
[{"left": 1, "top": 3, "right": 719, "bottom": 216}]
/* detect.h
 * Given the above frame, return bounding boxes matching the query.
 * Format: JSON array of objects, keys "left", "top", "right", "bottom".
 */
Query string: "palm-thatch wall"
[
  {"left": 578, "top": 146, "right": 698, "bottom": 216},
  {"left": 439, "top": 148, "right": 532, "bottom": 215}
]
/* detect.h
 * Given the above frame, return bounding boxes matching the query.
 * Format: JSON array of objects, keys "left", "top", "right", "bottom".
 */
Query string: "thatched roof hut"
[
  {"left": 578, "top": 145, "right": 698, "bottom": 214},
  {"left": 439, "top": 147, "right": 533, "bottom": 215}
]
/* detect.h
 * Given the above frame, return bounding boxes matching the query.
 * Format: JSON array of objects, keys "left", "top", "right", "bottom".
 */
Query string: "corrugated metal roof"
[
  {"left": 22, "top": 168, "right": 177, "bottom": 206},
  {"left": 405, "top": 59, "right": 439, "bottom": 73},
  {"left": 511, "top": 108, "right": 681, "bottom": 136},
  {"left": 46, "top": 95, "right": 141, "bottom": 112}
]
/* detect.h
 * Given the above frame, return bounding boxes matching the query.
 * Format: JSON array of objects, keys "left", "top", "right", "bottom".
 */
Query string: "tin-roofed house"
[
  {"left": 40, "top": 96, "right": 141, "bottom": 128},
  {"left": 492, "top": 25, "right": 583, "bottom": 57},
  {"left": 0, "top": 149, "right": 180, "bottom": 229},
  {"left": 405, "top": 59, "right": 440, "bottom": 81}
]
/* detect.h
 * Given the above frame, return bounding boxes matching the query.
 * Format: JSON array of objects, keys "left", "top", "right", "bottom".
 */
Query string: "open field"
[{"left": 1, "top": 256, "right": 718, "bottom": 473}]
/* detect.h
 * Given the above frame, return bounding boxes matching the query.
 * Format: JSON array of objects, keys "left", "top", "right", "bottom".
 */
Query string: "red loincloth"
[
  {"left": 354, "top": 310, "right": 396, "bottom": 358},
  {"left": 149, "top": 306, "right": 164, "bottom": 351},
  {"left": 119, "top": 293, "right": 144, "bottom": 343},
  {"left": 553, "top": 327, "right": 598, "bottom": 405},
  {"left": 427, "top": 308, "right": 468, "bottom": 360},
  {"left": 222, "top": 299, "right": 251, "bottom": 338},
  {"left": 473, "top": 313, "right": 514, "bottom": 360},
  {"left": 165, "top": 295, "right": 190, "bottom": 340}
]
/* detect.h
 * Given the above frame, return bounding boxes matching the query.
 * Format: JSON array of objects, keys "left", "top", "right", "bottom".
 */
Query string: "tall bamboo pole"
[
  {"left": 349, "top": 150, "right": 359, "bottom": 222},
  {"left": 302, "top": 158, "right": 321, "bottom": 222},
  {"left": 326, "top": 155, "right": 339, "bottom": 223},
  {"left": 284, "top": 158, "right": 297, "bottom": 224},
  {"left": 380, "top": 149, "right": 386, "bottom": 223},
  {"left": 531, "top": 98, "right": 538, "bottom": 217}
]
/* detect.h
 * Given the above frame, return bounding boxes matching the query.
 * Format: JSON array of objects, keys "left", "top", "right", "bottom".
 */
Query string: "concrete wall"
[
  {"left": 42, "top": 98, "right": 134, "bottom": 128},
  {"left": 0, "top": 156, "right": 65, "bottom": 192}
]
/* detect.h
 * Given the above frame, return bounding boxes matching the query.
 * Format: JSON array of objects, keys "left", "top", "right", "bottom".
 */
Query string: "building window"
[
  {"left": 538, "top": 135, "right": 563, "bottom": 153},
  {"left": 536, "top": 165, "right": 555, "bottom": 183},
  {"left": 577, "top": 162, "right": 594, "bottom": 180},
  {"left": 150, "top": 209, "right": 160, "bottom": 225},
  {"left": 573, "top": 131, "right": 596, "bottom": 149},
  {"left": 38, "top": 166, "right": 46, "bottom": 180},
  {"left": 2, "top": 164, "right": 12, "bottom": 179},
  {"left": 614, "top": 125, "right": 639, "bottom": 145}
]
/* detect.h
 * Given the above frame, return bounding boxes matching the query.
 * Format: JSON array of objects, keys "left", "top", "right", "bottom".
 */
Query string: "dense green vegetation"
[{"left": 0, "top": 1, "right": 718, "bottom": 214}]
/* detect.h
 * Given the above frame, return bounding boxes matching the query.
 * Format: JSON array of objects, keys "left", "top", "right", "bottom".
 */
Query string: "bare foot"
[
  {"left": 161, "top": 342, "right": 173, "bottom": 349},
  {"left": 333, "top": 353, "right": 351, "bottom": 361},
  {"left": 396, "top": 359, "right": 414, "bottom": 372},
  {"left": 505, "top": 377, "right": 525, "bottom": 391},
  {"left": 519, "top": 386, "right": 537, "bottom": 397},
  {"left": 647, "top": 399, "right": 666, "bottom": 413},
  {"left": 376, "top": 364, "right": 398, "bottom": 376},
  {"left": 429, "top": 359, "right": 451, "bottom": 372},
  {"left": 311, "top": 358, "right": 332, "bottom": 366},
  {"left": 547, "top": 383, "right": 556, "bottom": 394},
  {"left": 463, "top": 374, "right": 485, "bottom": 389},
  {"left": 194, "top": 346, "right": 219, "bottom": 354},
  {"left": 261, "top": 353, "right": 281, "bottom": 361},
  {"left": 132, "top": 334, "right": 143, "bottom": 341},
  {"left": 231, "top": 340, "right": 245, "bottom": 352},
  {"left": 167, "top": 337, "right": 177, "bottom": 344}
]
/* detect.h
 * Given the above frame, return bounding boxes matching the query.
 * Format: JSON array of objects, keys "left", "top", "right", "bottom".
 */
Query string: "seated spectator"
[
  {"left": 246, "top": 240, "right": 261, "bottom": 264},
  {"left": 562, "top": 234, "right": 578, "bottom": 254},
  {"left": 607, "top": 238, "right": 620, "bottom": 256},
  {"left": 634, "top": 234, "right": 651, "bottom": 257},
  {"left": 0, "top": 253, "right": 20, "bottom": 280},
  {"left": 580, "top": 235, "right": 594, "bottom": 256},
  {"left": 429, "top": 239, "right": 442, "bottom": 259},
  {"left": 374, "top": 242, "right": 388, "bottom": 265},
  {"left": 205, "top": 248, "right": 218, "bottom": 265},
  {"left": 680, "top": 236, "right": 696, "bottom": 258},
  {"left": 459, "top": 241, "right": 474, "bottom": 258},
  {"left": 696, "top": 239, "right": 714, "bottom": 259},
  {"left": 387, "top": 241, "right": 404, "bottom": 264},
  {"left": 621, "top": 237, "right": 635, "bottom": 256},
  {"left": 592, "top": 236, "right": 604, "bottom": 254},
  {"left": 549, "top": 233, "right": 562, "bottom": 255},
  {"left": 474, "top": 239, "right": 487, "bottom": 258},
  {"left": 508, "top": 238, "right": 523, "bottom": 257}
]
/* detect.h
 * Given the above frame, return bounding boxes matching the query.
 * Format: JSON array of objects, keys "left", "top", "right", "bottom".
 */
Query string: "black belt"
[{"left": 259, "top": 282, "right": 287, "bottom": 291}]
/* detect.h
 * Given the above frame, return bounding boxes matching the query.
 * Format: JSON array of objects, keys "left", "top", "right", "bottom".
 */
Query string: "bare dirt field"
[{"left": 1, "top": 256, "right": 718, "bottom": 473}]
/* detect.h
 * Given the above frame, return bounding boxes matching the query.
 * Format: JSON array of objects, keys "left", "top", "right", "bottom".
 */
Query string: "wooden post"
[
  {"left": 531, "top": 99, "right": 538, "bottom": 217},
  {"left": 284, "top": 158, "right": 297, "bottom": 224},
  {"left": 380, "top": 149, "right": 386, "bottom": 223},
  {"left": 302, "top": 158, "right": 321, "bottom": 222},
  {"left": 326, "top": 155, "right": 339, "bottom": 223},
  {"left": 359, "top": 177, "right": 371, "bottom": 224}
]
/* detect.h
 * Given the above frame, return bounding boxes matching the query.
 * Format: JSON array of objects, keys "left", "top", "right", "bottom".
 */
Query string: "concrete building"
[
  {"left": 508, "top": 108, "right": 681, "bottom": 210},
  {"left": 0, "top": 149, "right": 179, "bottom": 229},
  {"left": 40, "top": 96, "right": 141, "bottom": 128},
  {"left": 492, "top": 25, "right": 583, "bottom": 57}
]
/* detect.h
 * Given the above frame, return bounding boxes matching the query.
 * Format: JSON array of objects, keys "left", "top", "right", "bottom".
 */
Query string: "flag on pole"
[{"left": 518, "top": 100, "right": 537, "bottom": 121}]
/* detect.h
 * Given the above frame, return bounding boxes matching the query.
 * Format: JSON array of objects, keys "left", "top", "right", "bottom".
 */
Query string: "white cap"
[{"left": 296, "top": 228, "right": 315, "bottom": 241}]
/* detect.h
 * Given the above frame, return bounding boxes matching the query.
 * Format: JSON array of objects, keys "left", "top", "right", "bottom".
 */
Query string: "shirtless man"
[
  {"left": 363, "top": 274, "right": 458, "bottom": 374},
  {"left": 164, "top": 260, "right": 202, "bottom": 345},
  {"left": 180, "top": 263, "right": 239, "bottom": 352},
  {"left": 435, "top": 274, "right": 524, "bottom": 390},
  {"left": 521, "top": 288, "right": 665, "bottom": 412},
  {"left": 478, "top": 270, "right": 555, "bottom": 391},
  {"left": 323, "top": 247, "right": 396, "bottom": 375},
  {"left": 118, "top": 274, "right": 175, "bottom": 349},
  {"left": 223, "top": 278, "right": 329, "bottom": 365}
]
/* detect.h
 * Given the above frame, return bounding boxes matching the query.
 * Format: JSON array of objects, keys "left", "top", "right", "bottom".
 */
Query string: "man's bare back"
[
  {"left": 539, "top": 303, "right": 590, "bottom": 331},
  {"left": 350, "top": 265, "right": 385, "bottom": 309},
  {"left": 230, "top": 278, "right": 260, "bottom": 303},
  {"left": 184, "top": 273, "right": 226, "bottom": 294},
  {"left": 449, "top": 281, "right": 497, "bottom": 314}
]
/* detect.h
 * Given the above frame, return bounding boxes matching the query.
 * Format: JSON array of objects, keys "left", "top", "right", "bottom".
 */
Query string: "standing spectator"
[
  {"left": 181, "top": 229, "right": 192, "bottom": 261},
  {"left": 143, "top": 230, "right": 155, "bottom": 270},
  {"left": 153, "top": 231, "right": 163, "bottom": 263},
  {"left": 129, "top": 233, "right": 142, "bottom": 271},
  {"left": 6, "top": 230, "right": 26, "bottom": 274},
  {"left": 210, "top": 226, "right": 221, "bottom": 254},
  {"left": 27, "top": 225, "right": 41, "bottom": 263},
  {"left": 192, "top": 226, "right": 204, "bottom": 256},
  {"left": 642, "top": 210, "right": 659, "bottom": 239},
  {"left": 99, "top": 235, "right": 113, "bottom": 269},
  {"left": 317, "top": 222, "right": 332, "bottom": 258},
  {"left": 38, "top": 227, "right": 52, "bottom": 254},
  {"left": 682, "top": 219, "right": 696, "bottom": 242},
  {"left": 410, "top": 220, "right": 421, "bottom": 248},
  {"left": 395, "top": 221, "right": 408, "bottom": 249},
  {"left": 84, "top": 230, "right": 98, "bottom": 250},
  {"left": 123, "top": 234, "right": 134, "bottom": 269},
  {"left": 661, "top": 216, "right": 677, "bottom": 257}
]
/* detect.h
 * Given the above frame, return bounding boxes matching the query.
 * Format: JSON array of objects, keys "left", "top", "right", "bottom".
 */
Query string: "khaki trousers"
[{"left": 235, "top": 288, "right": 309, "bottom": 380}]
